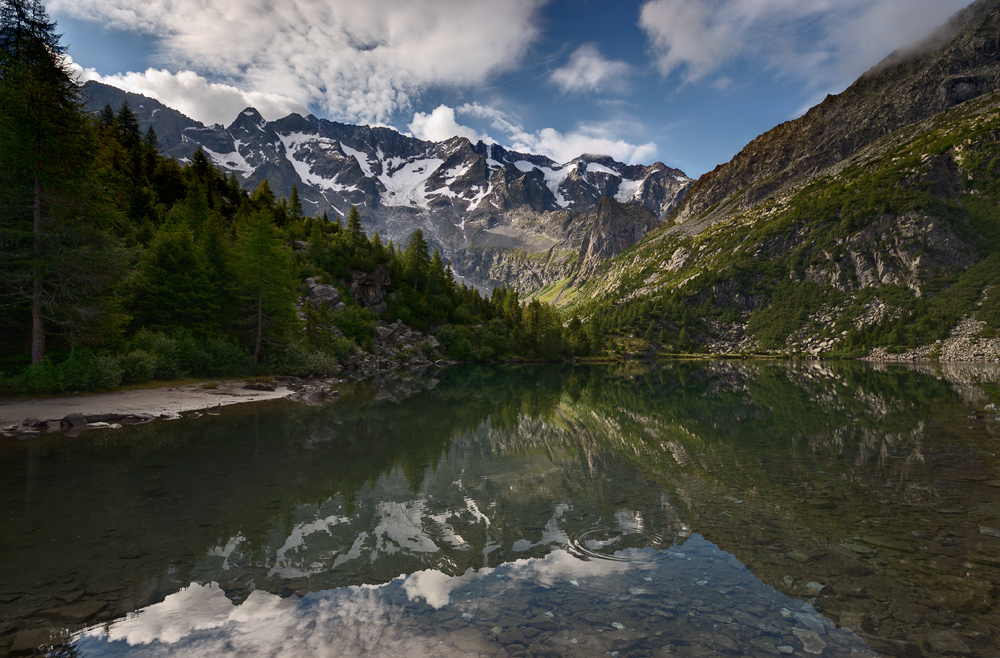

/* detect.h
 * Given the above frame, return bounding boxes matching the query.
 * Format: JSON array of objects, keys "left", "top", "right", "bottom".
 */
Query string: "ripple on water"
[{"left": 566, "top": 525, "right": 672, "bottom": 561}]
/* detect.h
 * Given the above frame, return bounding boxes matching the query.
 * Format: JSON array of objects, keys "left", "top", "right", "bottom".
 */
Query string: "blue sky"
[{"left": 53, "top": 0, "right": 974, "bottom": 177}]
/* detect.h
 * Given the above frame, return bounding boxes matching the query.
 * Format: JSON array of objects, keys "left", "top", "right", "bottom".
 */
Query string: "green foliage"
[
  {"left": 8, "top": 349, "right": 123, "bottom": 394},
  {"left": 747, "top": 282, "right": 827, "bottom": 349},
  {"left": 233, "top": 208, "right": 297, "bottom": 364}
]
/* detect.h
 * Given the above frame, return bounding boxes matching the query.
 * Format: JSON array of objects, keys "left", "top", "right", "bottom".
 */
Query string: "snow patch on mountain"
[
  {"left": 615, "top": 176, "right": 645, "bottom": 203},
  {"left": 341, "top": 143, "right": 375, "bottom": 178},
  {"left": 202, "top": 145, "right": 255, "bottom": 179},
  {"left": 378, "top": 158, "right": 445, "bottom": 209}
]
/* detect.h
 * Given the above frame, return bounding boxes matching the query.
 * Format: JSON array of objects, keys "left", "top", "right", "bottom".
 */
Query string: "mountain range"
[
  {"left": 81, "top": 0, "right": 1000, "bottom": 360},
  {"left": 546, "top": 0, "right": 1000, "bottom": 359},
  {"left": 81, "top": 81, "right": 692, "bottom": 292}
]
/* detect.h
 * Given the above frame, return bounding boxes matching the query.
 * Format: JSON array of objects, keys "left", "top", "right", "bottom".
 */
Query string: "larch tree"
[
  {"left": 0, "top": 0, "right": 103, "bottom": 363},
  {"left": 234, "top": 208, "right": 296, "bottom": 365}
]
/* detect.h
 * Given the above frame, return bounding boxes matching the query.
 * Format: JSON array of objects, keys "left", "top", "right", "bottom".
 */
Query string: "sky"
[{"left": 52, "top": 0, "right": 975, "bottom": 178}]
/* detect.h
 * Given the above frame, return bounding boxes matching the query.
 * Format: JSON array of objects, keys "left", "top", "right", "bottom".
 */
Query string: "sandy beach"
[{"left": 0, "top": 380, "right": 293, "bottom": 430}]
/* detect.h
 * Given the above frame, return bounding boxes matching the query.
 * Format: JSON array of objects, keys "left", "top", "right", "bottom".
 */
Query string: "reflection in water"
[
  {"left": 1, "top": 361, "right": 999, "bottom": 657},
  {"left": 76, "top": 538, "right": 874, "bottom": 657}
]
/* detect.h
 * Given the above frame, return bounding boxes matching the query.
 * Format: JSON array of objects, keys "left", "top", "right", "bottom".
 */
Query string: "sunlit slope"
[{"left": 563, "top": 89, "right": 1000, "bottom": 356}]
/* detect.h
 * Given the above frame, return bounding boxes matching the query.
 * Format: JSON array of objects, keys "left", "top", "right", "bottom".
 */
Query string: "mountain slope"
[
  {"left": 668, "top": 0, "right": 1000, "bottom": 235},
  {"left": 81, "top": 81, "right": 692, "bottom": 292},
  {"left": 558, "top": 0, "right": 1000, "bottom": 360}
]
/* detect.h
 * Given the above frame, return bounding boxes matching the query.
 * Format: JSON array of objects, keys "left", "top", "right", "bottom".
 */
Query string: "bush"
[
  {"left": 126, "top": 329, "right": 183, "bottom": 380},
  {"left": 266, "top": 340, "right": 353, "bottom": 377},
  {"left": 119, "top": 349, "right": 158, "bottom": 383},
  {"left": 14, "top": 349, "right": 123, "bottom": 394}
]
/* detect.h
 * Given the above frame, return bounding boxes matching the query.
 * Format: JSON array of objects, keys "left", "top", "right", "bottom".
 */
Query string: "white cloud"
[
  {"left": 550, "top": 44, "right": 632, "bottom": 94},
  {"left": 52, "top": 0, "right": 546, "bottom": 124},
  {"left": 70, "top": 61, "right": 310, "bottom": 125},
  {"left": 511, "top": 125, "right": 657, "bottom": 165},
  {"left": 408, "top": 105, "right": 493, "bottom": 144},
  {"left": 639, "top": 0, "right": 973, "bottom": 92},
  {"left": 454, "top": 103, "right": 657, "bottom": 164},
  {"left": 453, "top": 103, "right": 657, "bottom": 164}
]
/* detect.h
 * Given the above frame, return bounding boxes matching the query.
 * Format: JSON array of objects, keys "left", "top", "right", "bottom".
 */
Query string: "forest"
[{"left": 0, "top": 0, "right": 598, "bottom": 394}]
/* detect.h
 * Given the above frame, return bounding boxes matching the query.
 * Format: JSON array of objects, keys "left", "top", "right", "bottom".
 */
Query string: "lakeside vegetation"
[{"left": 0, "top": 0, "right": 599, "bottom": 395}]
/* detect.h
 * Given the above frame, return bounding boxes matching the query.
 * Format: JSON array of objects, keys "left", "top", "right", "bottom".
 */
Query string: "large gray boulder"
[{"left": 305, "top": 277, "right": 342, "bottom": 310}]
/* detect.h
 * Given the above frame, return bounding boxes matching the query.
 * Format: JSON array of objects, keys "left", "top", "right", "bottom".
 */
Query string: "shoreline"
[{"left": 0, "top": 379, "right": 295, "bottom": 436}]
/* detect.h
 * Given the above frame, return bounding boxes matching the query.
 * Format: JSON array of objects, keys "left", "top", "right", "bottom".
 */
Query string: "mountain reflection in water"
[{"left": 1, "top": 361, "right": 999, "bottom": 657}]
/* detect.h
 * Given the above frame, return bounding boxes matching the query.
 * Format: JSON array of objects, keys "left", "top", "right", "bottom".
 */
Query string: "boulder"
[
  {"left": 305, "top": 277, "right": 342, "bottom": 310},
  {"left": 243, "top": 380, "right": 278, "bottom": 391},
  {"left": 61, "top": 413, "right": 88, "bottom": 428}
]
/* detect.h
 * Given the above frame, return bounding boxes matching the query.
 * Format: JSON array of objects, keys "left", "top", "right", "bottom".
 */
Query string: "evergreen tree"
[
  {"left": 346, "top": 205, "right": 365, "bottom": 246},
  {"left": 233, "top": 208, "right": 296, "bottom": 365},
  {"left": 404, "top": 228, "right": 430, "bottom": 292},
  {"left": 130, "top": 223, "right": 219, "bottom": 334},
  {"left": 0, "top": 0, "right": 97, "bottom": 363},
  {"left": 288, "top": 183, "right": 302, "bottom": 220}
]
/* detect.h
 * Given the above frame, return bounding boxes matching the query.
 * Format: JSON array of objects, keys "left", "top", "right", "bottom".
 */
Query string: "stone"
[
  {"left": 792, "top": 628, "right": 827, "bottom": 654},
  {"left": 980, "top": 526, "right": 1000, "bottom": 538},
  {"left": 243, "top": 380, "right": 278, "bottom": 391},
  {"left": 803, "top": 581, "right": 828, "bottom": 595},
  {"left": 41, "top": 599, "right": 106, "bottom": 622},
  {"left": 923, "top": 631, "right": 972, "bottom": 656},
  {"left": 528, "top": 614, "right": 558, "bottom": 632},
  {"left": 10, "top": 628, "right": 61, "bottom": 657},
  {"left": 57, "top": 589, "right": 86, "bottom": 604},
  {"left": 122, "top": 413, "right": 155, "bottom": 424},
  {"left": 306, "top": 278, "right": 342, "bottom": 310},
  {"left": 858, "top": 633, "right": 924, "bottom": 658},
  {"left": 61, "top": 412, "right": 88, "bottom": 428},
  {"left": 496, "top": 628, "right": 527, "bottom": 646},
  {"left": 792, "top": 611, "right": 829, "bottom": 635},
  {"left": 837, "top": 612, "right": 871, "bottom": 633}
]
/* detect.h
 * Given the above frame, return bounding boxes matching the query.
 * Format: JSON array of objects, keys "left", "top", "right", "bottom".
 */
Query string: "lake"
[{"left": 1, "top": 361, "right": 999, "bottom": 657}]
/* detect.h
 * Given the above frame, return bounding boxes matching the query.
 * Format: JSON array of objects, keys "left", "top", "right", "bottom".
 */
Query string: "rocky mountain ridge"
[
  {"left": 81, "top": 81, "right": 692, "bottom": 292},
  {"left": 666, "top": 0, "right": 1000, "bottom": 235},
  {"left": 554, "top": 0, "right": 1000, "bottom": 361}
]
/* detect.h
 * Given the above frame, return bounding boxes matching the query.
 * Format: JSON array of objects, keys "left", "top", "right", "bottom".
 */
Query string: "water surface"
[{"left": 2, "top": 362, "right": 999, "bottom": 657}]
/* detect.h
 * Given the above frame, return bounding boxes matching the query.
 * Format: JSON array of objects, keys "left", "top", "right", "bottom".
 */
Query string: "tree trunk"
[
  {"left": 253, "top": 287, "right": 263, "bottom": 366},
  {"left": 31, "top": 177, "right": 44, "bottom": 365}
]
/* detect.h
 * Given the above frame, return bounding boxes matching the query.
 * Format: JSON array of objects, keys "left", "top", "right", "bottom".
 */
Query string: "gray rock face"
[
  {"left": 305, "top": 278, "right": 342, "bottom": 310},
  {"left": 81, "top": 81, "right": 693, "bottom": 292},
  {"left": 670, "top": 0, "right": 1000, "bottom": 232}
]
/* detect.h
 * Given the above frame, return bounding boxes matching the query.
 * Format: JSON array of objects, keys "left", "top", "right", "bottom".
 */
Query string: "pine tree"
[
  {"left": 0, "top": 0, "right": 96, "bottom": 363},
  {"left": 346, "top": 205, "right": 365, "bottom": 246},
  {"left": 288, "top": 183, "right": 302, "bottom": 220},
  {"left": 404, "top": 228, "right": 430, "bottom": 292}
]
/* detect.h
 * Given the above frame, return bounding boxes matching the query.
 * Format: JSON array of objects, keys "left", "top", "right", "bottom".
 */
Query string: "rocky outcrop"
[
  {"left": 576, "top": 197, "right": 659, "bottom": 278},
  {"left": 668, "top": 0, "right": 1000, "bottom": 233},
  {"left": 305, "top": 277, "right": 346, "bottom": 311}
]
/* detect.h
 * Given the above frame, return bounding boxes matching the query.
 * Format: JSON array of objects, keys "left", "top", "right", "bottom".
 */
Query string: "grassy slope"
[{"left": 558, "top": 92, "right": 1000, "bottom": 356}]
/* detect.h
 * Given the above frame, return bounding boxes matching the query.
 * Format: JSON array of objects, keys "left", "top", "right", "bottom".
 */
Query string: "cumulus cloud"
[
  {"left": 511, "top": 125, "right": 657, "bottom": 165},
  {"left": 51, "top": 0, "right": 546, "bottom": 124},
  {"left": 409, "top": 105, "right": 493, "bottom": 144},
  {"left": 639, "top": 0, "right": 972, "bottom": 91},
  {"left": 70, "top": 61, "right": 309, "bottom": 125},
  {"left": 550, "top": 44, "right": 632, "bottom": 94},
  {"left": 454, "top": 103, "right": 657, "bottom": 164}
]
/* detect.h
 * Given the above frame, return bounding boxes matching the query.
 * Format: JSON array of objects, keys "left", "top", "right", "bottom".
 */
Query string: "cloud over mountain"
[
  {"left": 638, "top": 0, "right": 971, "bottom": 93},
  {"left": 52, "top": 0, "right": 546, "bottom": 123}
]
